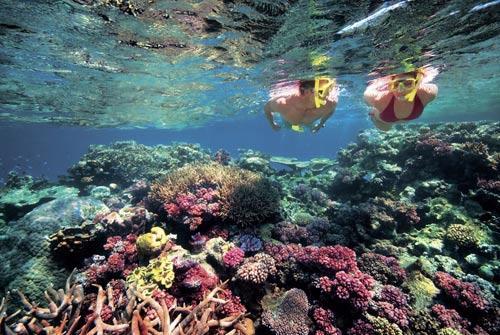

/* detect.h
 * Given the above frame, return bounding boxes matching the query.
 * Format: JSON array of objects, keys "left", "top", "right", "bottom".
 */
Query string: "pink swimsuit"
[{"left": 378, "top": 95, "right": 424, "bottom": 123}]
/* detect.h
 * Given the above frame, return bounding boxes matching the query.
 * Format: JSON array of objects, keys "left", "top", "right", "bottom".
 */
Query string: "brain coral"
[
  {"left": 261, "top": 288, "right": 310, "bottom": 335},
  {"left": 149, "top": 163, "right": 280, "bottom": 227}
]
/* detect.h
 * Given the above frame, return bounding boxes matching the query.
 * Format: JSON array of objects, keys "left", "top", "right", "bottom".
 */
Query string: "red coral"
[
  {"left": 434, "top": 272, "right": 489, "bottom": 313},
  {"left": 223, "top": 247, "right": 245, "bottom": 268}
]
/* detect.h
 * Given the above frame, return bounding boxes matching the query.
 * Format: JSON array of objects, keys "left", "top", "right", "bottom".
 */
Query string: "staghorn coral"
[
  {"left": 4, "top": 273, "right": 249, "bottom": 335},
  {"left": 236, "top": 253, "right": 277, "bottom": 284},
  {"left": 261, "top": 288, "right": 310, "bottom": 335},
  {"left": 149, "top": 163, "right": 280, "bottom": 228}
]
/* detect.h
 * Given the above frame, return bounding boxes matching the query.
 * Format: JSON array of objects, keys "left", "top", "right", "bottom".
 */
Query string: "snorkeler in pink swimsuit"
[{"left": 364, "top": 67, "right": 438, "bottom": 131}]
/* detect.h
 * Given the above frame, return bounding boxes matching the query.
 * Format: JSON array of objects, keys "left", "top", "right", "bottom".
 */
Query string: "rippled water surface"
[{"left": 0, "top": 0, "right": 499, "bottom": 128}]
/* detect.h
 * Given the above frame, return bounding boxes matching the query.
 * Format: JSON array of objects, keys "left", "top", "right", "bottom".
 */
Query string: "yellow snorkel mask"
[
  {"left": 388, "top": 68, "right": 424, "bottom": 102},
  {"left": 314, "top": 77, "right": 335, "bottom": 108}
]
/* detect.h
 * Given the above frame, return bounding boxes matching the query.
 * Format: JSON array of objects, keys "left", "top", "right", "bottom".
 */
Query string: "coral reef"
[
  {"left": 66, "top": 141, "right": 211, "bottom": 187},
  {"left": 149, "top": 163, "right": 281, "bottom": 228},
  {"left": 1, "top": 122, "right": 499, "bottom": 335}
]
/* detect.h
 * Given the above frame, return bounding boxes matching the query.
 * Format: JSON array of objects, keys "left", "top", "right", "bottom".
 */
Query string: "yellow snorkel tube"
[
  {"left": 404, "top": 69, "right": 424, "bottom": 102},
  {"left": 389, "top": 68, "right": 424, "bottom": 102},
  {"left": 314, "top": 77, "right": 335, "bottom": 108}
]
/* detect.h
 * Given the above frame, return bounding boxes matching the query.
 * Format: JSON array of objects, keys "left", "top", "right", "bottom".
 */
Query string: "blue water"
[{"left": 0, "top": 116, "right": 369, "bottom": 182}]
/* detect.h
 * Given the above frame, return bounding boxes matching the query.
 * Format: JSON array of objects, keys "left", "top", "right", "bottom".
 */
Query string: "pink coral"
[
  {"left": 164, "top": 187, "right": 221, "bottom": 230},
  {"left": 331, "top": 270, "right": 374, "bottom": 312},
  {"left": 313, "top": 307, "right": 342, "bottom": 335},
  {"left": 434, "top": 272, "right": 489, "bottom": 313},
  {"left": 297, "top": 245, "right": 358, "bottom": 275},
  {"left": 223, "top": 247, "right": 245, "bottom": 268},
  {"left": 431, "top": 304, "right": 471, "bottom": 331}
]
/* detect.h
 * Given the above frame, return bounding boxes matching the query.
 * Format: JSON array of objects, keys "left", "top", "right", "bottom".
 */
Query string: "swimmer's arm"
[
  {"left": 418, "top": 83, "right": 438, "bottom": 104},
  {"left": 363, "top": 82, "right": 388, "bottom": 106},
  {"left": 264, "top": 102, "right": 280, "bottom": 130},
  {"left": 312, "top": 105, "right": 335, "bottom": 133}
]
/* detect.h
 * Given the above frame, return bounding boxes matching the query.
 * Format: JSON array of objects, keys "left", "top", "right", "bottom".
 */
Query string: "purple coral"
[
  {"left": 431, "top": 304, "right": 471, "bottom": 332},
  {"left": 297, "top": 245, "right": 359, "bottom": 275},
  {"left": 238, "top": 234, "right": 262, "bottom": 253},
  {"left": 316, "top": 270, "right": 374, "bottom": 312},
  {"left": 313, "top": 307, "right": 342, "bottom": 335}
]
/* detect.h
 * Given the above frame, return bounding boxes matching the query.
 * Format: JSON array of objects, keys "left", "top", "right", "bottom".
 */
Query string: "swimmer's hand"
[
  {"left": 271, "top": 122, "right": 281, "bottom": 131},
  {"left": 311, "top": 123, "right": 324, "bottom": 133}
]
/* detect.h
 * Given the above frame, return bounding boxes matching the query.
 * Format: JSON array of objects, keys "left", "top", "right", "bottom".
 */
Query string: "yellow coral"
[
  {"left": 136, "top": 227, "right": 168, "bottom": 258},
  {"left": 437, "top": 328, "right": 462, "bottom": 335},
  {"left": 126, "top": 256, "right": 175, "bottom": 295},
  {"left": 446, "top": 223, "right": 483, "bottom": 249}
]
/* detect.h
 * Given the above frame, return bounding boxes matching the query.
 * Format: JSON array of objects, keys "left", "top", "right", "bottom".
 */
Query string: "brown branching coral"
[
  {"left": 9, "top": 269, "right": 84, "bottom": 334},
  {"left": 4, "top": 272, "right": 250, "bottom": 335},
  {"left": 149, "top": 163, "right": 280, "bottom": 227}
]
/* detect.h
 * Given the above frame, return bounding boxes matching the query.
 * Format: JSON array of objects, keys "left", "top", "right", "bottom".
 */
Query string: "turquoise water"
[{"left": 1, "top": 0, "right": 499, "bottom": 129}]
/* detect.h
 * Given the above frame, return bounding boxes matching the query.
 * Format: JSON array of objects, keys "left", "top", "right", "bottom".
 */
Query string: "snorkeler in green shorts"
[{"left": 264, "top": 77, "right": 338, "bottom": 133}]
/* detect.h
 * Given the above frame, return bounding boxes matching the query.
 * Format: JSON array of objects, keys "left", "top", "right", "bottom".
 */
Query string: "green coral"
[
  {"left": 136, "top": 227, "right": 169, "bottom": 259},
  {"left": 445, "top": 223, "right": 484, "bottom": 249},
  {"left": 126, "top": 256, "right": 174, "bottom": 295},
  {"left": 368, "top": 315, "right": 403, "bottom": 335},
  {"left": 437, "top": 328, "right": 462, "bottom": 335},
  {"left": 405, "top": 272, "right": 440, "bottom": 309},
  {"left": 425, "top": 198, "right": 469, "bottom": 224}
]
